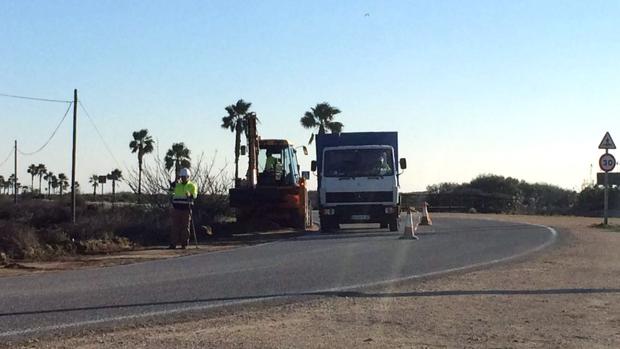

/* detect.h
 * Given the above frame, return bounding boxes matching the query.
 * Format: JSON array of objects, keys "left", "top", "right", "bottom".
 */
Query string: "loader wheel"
[
  {"left": 292, "top": 209, "right": 305, "bottom": 229},
  {"left": 319, "top": 216, "right": 337, "bottom": 233}
]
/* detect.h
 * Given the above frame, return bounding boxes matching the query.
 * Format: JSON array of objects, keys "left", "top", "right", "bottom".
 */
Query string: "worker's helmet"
[{"left": 179, "top": 168, "right": 191, "bottom": 178}]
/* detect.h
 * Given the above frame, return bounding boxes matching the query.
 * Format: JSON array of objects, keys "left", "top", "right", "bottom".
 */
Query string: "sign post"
[{"left": 598, "top": 132, "right": 616, "bottom": 225}]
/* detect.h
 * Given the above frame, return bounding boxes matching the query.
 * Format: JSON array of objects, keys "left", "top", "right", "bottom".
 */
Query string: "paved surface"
[{"left": 0, "top": 216, "right": 555, "bottom": 340}]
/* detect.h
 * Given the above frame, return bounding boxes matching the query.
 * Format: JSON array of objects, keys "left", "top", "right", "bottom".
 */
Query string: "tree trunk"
[
  {"left": 93, "top": 185, "right": 96, "bottom": 196},
  {"left": 31, "top": 176, "right": 34, "bottom": 192},
  {"left": 138, "top": 157, "right": 143, "bottom": 195},
  {"left": 112, "top": 180, "right": 116, "bottom": 200},
  {"left": 234, "top": 124, "right": 241, "bottom": 182},
  {"left": 39, "top": 177, "right": 42, "bottom": 194}
]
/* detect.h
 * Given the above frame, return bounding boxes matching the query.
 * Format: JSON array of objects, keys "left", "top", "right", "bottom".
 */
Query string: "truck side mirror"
[
  {"left": 302, "top": 146, "right": 308, "bottom": 156},
  {"left": 302, "top": 171, "right": 310, "bottom": 180},
  {"left": 311, "top": 160, "right": 317, "bottom": 172},
  {"left": 400, "top": 158, "right": 407, "bottom": 170},
  {"left": 240, "top": 145, "right": 247, "bottom": 156}
]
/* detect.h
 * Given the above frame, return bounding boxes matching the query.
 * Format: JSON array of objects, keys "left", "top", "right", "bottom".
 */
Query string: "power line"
[
  {"left": 0, "top": 148, "right": 13, "bottom": 168},
  {"left": 0, "top": 92, "right": 71, "bottom": 104},
  {"left": 78, "top": 100, "right": 125, "bottom": 171},
  {"left": 18, "top": 102, "right": 73, "bottom": 156}
]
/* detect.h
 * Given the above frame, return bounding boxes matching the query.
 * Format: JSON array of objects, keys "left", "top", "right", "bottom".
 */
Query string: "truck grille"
[{"left": 326, "top": 191, "right": 393, "bottom": 203}]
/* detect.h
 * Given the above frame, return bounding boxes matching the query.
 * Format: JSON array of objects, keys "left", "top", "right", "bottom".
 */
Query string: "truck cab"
[
  {"left": 256, "top": 140, "right": 303, "bottom": 187},
  {"left": 312, "top": 132, "right": 406, "bottom": 232}
]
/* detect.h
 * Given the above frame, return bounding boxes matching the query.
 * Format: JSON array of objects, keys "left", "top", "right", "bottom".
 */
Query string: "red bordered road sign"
[{"left": 599, "top": 153, "right": 616, "bottom": 172}]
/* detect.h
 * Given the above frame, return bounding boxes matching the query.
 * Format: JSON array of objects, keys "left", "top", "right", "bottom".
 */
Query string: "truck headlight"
[
  {"left": 384, "top": 207, "right": 395, "bottom": 214},
  {"left": 322, "top": 208, "right": 335, "bottom": 215}
]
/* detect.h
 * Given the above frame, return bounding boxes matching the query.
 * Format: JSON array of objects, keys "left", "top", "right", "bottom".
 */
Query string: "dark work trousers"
[{"left": 170, "top": 207, "right": 191, "bottom": 247}]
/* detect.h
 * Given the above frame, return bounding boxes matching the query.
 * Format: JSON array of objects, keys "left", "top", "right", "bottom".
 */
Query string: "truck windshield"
[{"left": 324, "top": 148, "right": 394, "bottom": 177}]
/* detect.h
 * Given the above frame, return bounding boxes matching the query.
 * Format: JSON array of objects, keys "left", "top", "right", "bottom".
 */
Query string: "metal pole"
[
  {"left": 14, "top": 140, "right": 17, "bottom": 204},
  {"left": 71, "top": 89, "right": 78, "bottom": 224},
  {"left": 189, "top": 204, "right": 198, "bottom": 249},
  {"left": 604, "top": 170, "right": 609, "bottom": 225}
]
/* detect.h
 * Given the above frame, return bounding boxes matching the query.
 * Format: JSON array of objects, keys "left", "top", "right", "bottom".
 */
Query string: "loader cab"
[{"left": 258, "top": 139, "right": 301, "bottom": 186}]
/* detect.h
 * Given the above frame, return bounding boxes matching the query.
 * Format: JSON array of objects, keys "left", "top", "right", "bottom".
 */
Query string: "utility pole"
[
  {"left": 14, "top": 140, "right": 17, "bottom": 204},
  {"left": 604, "top": 161, "right": 609, "bottom": 225},
  {"left": 71, "top": 89, "right": 78, "bottom": 223}
]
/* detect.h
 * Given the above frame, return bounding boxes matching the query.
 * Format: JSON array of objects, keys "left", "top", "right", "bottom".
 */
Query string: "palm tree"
[
  {"left": 27, "top": 164, "right": 37, "bottom": 192},
  {"left": 36, "top": 163, "right": 47, "bottom": 194},
  {"left": 2, "top": 176, "right": 9, "bottom": 195},
  {"left": 164, "top": 143, "right": 191, "bottom": 179},
  {"left": 221, "top": 99, "right": 252, "bottom": 181},
  {"left": 5, "top": 177, "right": 12, "bottom": 195},
  {"left": 58, "top": 173, "right": 69, "bottom": 196},
  {"left": 89, "top": 175, "right": 99, "bottom": 196},
  {"left": 107, "top": 169, "right": 122, "bottom": 199},
  {"left": 0, "top": 175, "right": 4, "bottom": 195},
  {"left": 129, "top": 129, "right": 155, "bottom": 195},
  {"left": 51, "top": 175, "right": 59, "bottom": 196},
  {"left": 44, "top": 171, "right": 54, "bottom": 198},
  {"left": 300, "top": 102, "right": 343, "bottom": 144},
  {"left": 7, "top": 174, "right": 16, "bottom": 195}
]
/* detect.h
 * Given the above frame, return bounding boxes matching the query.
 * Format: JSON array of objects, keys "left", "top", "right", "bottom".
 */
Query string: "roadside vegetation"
[
  {"left": 402, "top": 174, "right": 619, "bottom": 216},
  {"left": 0, "top": 123, "right": 232, "bottom": 262}
]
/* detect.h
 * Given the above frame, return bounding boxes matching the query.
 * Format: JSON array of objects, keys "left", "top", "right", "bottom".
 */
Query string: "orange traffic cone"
[
  {"left": 420, "top": 202, "right": 432, "bottom": 226},
  {"left": 400, "top": 207, "right": 419, "bottom": 240}
]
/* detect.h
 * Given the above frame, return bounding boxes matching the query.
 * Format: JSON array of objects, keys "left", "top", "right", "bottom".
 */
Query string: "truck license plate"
[{"left": 351, "top": 214, "right": 370, "bottom": 220}]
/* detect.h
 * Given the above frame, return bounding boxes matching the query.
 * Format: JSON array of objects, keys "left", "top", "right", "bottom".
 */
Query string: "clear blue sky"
[{"left": 1, "top": 0, "right": 618, "bottom": 192}]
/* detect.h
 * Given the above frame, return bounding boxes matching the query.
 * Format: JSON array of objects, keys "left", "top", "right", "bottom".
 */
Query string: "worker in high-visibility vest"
[
  {"left": 264, "top": 150, "right": 278, "bottom": 173},
  {"left": 169, "top": 168, "right": 197, "bottom": 249}
]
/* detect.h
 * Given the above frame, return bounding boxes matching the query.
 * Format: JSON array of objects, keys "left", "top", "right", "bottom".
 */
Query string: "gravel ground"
[{"left": 10, "top": 214, "right": 620, "bottom": 348}]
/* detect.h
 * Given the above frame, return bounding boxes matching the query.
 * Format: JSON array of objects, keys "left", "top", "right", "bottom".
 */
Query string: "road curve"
[{"left": 0, "top": 216, "right": 556, "bottom": 340}]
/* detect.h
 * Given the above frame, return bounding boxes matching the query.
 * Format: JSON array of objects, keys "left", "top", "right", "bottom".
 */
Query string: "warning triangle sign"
[{"left": 599, "top": 132, "right": 616, "bottom": 149}]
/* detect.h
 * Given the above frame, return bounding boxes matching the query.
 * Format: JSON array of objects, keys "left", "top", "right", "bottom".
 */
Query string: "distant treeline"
[{"left": 401, "top": 174, "right": 619, "bottom": 216}]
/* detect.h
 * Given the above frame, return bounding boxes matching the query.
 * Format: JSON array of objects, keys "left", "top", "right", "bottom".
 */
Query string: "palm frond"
[
  {"left": 327, "top": 121, "right": 343, "bottom": 134},
  {"left": 300, "top": 112, "right": 318, "bottom": 129}
]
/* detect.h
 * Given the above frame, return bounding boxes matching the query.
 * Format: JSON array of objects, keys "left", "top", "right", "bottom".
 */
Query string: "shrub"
[{"left": 0, "top": 221, "right": 43, "bottom": 259}]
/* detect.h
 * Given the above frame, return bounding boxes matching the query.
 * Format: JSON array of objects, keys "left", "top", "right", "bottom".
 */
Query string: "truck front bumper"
[{"left": 320, "top": 204, "right": 398, "bottom": 224}]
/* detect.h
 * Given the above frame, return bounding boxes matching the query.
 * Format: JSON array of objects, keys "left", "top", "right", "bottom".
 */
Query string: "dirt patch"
[
  {"left": 0, "top": 226, "right": 314, "bottom": 278},
  {"left": 9, "top": 214, "right": 620, "bottom": 348},
  {"left": 0, "top": 246, "right": 226, "bottom": 278}
]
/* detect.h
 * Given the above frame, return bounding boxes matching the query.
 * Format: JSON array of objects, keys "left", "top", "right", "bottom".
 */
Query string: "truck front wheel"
[{"left": 389, "top": 216, "right": 399, "bottom": 232}]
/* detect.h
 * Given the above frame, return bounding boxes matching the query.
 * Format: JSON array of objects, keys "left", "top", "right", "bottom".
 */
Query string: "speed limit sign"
[{"left": 600, "top": 153, "right": 616, "bottom": 172}]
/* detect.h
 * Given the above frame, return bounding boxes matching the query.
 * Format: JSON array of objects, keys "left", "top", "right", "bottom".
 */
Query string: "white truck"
[{"left": 311, "top": 132, "right": 407, "bottom": 232}]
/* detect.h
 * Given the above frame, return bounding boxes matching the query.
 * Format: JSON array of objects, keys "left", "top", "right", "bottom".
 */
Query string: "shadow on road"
[{"left": 3, "top": 288, "right": 618, "bottom": 318}]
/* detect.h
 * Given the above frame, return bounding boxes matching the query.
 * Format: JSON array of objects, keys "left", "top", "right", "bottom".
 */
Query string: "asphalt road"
[{"left": 0, "top": 216, "right": 556, "bottom": 340}]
